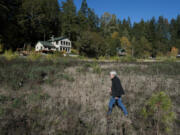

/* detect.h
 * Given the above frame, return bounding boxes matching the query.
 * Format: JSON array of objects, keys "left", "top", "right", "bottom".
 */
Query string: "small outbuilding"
[
  {"left": 117, "top": 48, "right": 126, "bottom": 56},
  {"left": 176, "top": 54, "right": 180, "bottom": 58}
]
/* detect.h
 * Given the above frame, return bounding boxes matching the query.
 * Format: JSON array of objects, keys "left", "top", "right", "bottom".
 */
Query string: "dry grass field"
[{"left": 0, "top": 57, "right": 179, "bottom": 135}]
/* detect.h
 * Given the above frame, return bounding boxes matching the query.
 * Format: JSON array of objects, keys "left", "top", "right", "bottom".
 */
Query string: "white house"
[{"left": 35, "top": 37, "right": 72, "bottom": 53}]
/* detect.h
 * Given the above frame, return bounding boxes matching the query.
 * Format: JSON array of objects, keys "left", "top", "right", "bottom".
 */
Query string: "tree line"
[{"left": 0, "top": 0, "right": 180, "bottom": 58}]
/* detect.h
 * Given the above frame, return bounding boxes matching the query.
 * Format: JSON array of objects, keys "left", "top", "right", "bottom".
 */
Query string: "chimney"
[{"left": 51, "top": 35, "right": 54, "bottom": 42}]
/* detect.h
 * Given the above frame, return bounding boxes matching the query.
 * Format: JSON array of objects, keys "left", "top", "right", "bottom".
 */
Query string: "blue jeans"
[{"left": 108, "top": 96, "right": 128, "bottom": 115}]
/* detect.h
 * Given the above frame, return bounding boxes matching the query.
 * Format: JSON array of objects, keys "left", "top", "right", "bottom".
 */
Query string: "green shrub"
[
  {"left": 91, "top": 62, "right": 101, "bottom": 74},
  {"left": 141, "top": 91, "right": 176, "bottom": 134},
  {"left": 53, "top": 51, "right": 64, "bottom": 57},
  {"left": 71, "top": 49, "right": 79, "bottom": 55},
  {"left": 98, "top": 56, "right": 110, "bottom": 61},
  {"left": 78, "top": 55, "right": 87, "bottom": 60},
  {"left": 119, "top": 56, "right": 137, "bottom": 62},
  {"left": 83, "top": 63, "right": 92, "bottom": 68},
  {"left": 46, "top": 54, "right": 56, "bottom": 61},
  {"left": 3, "top": 50, "right": 18, "bottom": 60},
  {"left": 163, "top": 57, "right": 177, "bottom": 62},
  {"left": 28, "top": 52, "right": 42, "bottom": 61},
  {"left": 45, "top": 52, "right": 64, "bottom": 62},
  {"left": 110, "top": 56, "right": 120, "bottom": 61}
]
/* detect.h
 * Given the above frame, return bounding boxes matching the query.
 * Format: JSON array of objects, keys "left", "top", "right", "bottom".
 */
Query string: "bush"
[
  {"left": 3, "top": 50, "right": 18, "bottom": 60},
  {"left": 53, "top": 51, "right": 64, "bottom": 57},
  {"left": 119, "top": 56, "right": 137, "bottom": 62},
  {"left": 110, "top": 56, "right": 120, "bottom": 61},
  {"left": 156, "top": 56, "right": 177, "bottom": 62},
  {"left": 163, "top": 57, "right": 177, "bottom": 62},
  {"left": 46, "top": 54, "right": 55, "bottom": 61},
  {"left": 78, "top": 55, "right": 87, "bottom": 60},
  {"left": 141, "top": 91, "right": 176, "bottom": 134},
  {"left": 71, "top": 49, "right": 79, "bottom": 55},
  {"left": 100, "top": 56, "right": 137, "bottom": 62},
  {"left": 91, "top": 62, "right": 101, "bottom": 74},
  {"left": 28, "top": 52, "right": 41, "bottom": 61},
  {"left": 98, "top": 56, "right": 110, "bottom": 61},
  {"left": 76, "top": 63, "right": 92, "bottom": 73},
  {"left": 45, "top": 53, "right": 61, "bottom": 62}
]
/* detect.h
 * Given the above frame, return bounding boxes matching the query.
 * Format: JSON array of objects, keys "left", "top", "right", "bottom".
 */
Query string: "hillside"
[
  {"left": 0, "top": 57, "right": 179, "bottom": 135},
  {"left": 1, "top": 0, "right": 180, "bottom": 58}
]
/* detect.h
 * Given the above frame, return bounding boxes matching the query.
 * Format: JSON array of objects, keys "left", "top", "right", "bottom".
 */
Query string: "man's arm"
[
  {"left": 117, "top": 78, "right": 125, "bottom": 95},
  {"left": 109, "top": 88, "right": 112, "bottom": 95}
]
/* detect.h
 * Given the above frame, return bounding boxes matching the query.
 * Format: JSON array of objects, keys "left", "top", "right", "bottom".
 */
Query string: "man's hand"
[
  {"left": 109, "top": 88, "right": 111, "bottom": 92},
  {"left": 115, "top": 97, "right": 119, "bottom": 99},
  {"left": 109, "top": 88, "right": 112, "bottom": 95}
]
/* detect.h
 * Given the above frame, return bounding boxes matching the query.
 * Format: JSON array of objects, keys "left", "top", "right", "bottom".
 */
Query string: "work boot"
[{"left": 107, "top": 109, "right": 112, "bottom": 115}]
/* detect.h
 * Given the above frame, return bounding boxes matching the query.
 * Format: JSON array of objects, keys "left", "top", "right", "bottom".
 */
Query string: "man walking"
[{"left": 107, "top": 71, "right": 128, "bottom": 116}]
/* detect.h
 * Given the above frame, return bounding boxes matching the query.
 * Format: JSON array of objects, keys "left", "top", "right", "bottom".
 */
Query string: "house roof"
[
  {"left": 39, "top": 41, "right": 55, "bottom": 48},
  {"left": 48, "top": 37, "right": 68, "bottom": 42},
  {"left": 117, "top": 48, "right": 125, "bottom": 52}
]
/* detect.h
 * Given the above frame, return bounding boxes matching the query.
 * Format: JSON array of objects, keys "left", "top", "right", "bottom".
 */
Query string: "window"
[
  {"left": 61, "top": 41, "right": 63, "bottom": 45},
  {"left": 56, "top": 41, "right": 58, "bottom": 45}
]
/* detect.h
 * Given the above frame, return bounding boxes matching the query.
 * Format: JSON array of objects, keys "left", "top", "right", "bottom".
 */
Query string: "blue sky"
[{"left": 59, "top": 0, "right": 180, "bottom": 23}]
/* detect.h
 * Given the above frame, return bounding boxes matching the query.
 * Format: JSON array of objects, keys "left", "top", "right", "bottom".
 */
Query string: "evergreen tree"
[
  {"left": 0, "top": 0, "right": 180, "bottom": 57},
  {"left": 156, "top": 16, "right": 170, "bottom": 54},
  {"left": 0, "top": 0, "right": 22, "bottom": 50},
  {"left": 78, "top": 31, "right": 106, "bottom": 57},
  {"left": 100, "top": 12, "right": 118, "bottom": 37},
  {"left": 121, "top": 17, "right": 131, "bottom": 38},
  {"left": 61, "top": 0, "right": 77, "bottom": 42},
  {"left": 142, "top": 92, "right": 176, "bottom": 134},
  {"left": 134, "top": 36, "right": 152, "bottom": 58},
  {"left": 170, "top": 15, "right": 180, "bottom": 50},
  {"left": 18, "top": 0, "right": 61, "bottom": 46},
  {"left": 80, "top": 0, "right": 88, "bottom": 17},
  {"left": 132, "top": 19, "right": 146, "bottom": 40},
  {"left": 106, "top": 38, "right": 121, "bottom": 56},
  {"left": 87, "top": 8, "right": 99, "bottom": 30},
  {"left": 146, "top": 17, "right": 157, "bottom": 57}
]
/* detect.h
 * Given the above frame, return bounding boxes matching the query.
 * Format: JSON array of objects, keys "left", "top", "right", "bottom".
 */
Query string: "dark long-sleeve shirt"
[{"left": 111, "top": 76, "right": 125, "bottom": 97}]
